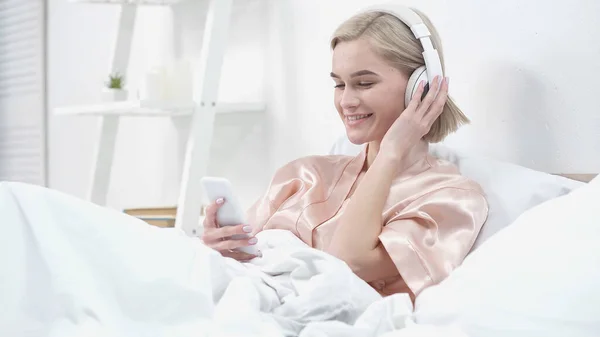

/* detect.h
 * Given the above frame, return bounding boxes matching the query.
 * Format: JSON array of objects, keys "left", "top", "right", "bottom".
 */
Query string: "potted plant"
[{"left": 102, "top": 72, "right": 128, "bottom": 102}]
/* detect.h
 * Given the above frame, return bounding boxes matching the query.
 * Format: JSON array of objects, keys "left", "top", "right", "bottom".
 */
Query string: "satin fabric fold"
[{"left": 246, "top": 145, "right": 488, "bottom": 297}]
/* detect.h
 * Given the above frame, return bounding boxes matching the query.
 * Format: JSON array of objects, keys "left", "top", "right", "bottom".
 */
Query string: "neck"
[{"left": 365, "top": 140, "right": 429, "bottom": 170}]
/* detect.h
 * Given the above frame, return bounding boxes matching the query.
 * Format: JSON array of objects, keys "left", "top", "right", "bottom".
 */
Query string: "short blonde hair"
[{"left": 330, "top": 9, "right": 469, "bottom": 143}]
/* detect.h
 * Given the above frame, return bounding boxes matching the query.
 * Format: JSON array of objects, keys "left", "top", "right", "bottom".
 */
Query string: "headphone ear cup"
[{"left": 404, "top": 66, "right": 429, "bottom": 107}]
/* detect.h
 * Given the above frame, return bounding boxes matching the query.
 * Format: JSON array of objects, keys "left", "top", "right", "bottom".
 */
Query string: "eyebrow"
[{"left": 330, "top": 70, "right": 379, "bottom": 78}]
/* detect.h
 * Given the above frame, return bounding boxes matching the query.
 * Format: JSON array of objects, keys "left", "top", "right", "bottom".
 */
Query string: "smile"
[
  {"left": 345, "top": 113, "right": 373, "bottom": 127},
  {"left": 346, "top": 113, "right": 373, "bottom": 121}
]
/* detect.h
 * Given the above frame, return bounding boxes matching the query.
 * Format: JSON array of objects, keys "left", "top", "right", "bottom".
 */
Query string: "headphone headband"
[{"left": 365, "top": 4, "right": 431, "bottom": 38}]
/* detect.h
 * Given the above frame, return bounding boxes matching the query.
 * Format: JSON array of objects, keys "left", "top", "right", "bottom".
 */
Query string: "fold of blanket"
[{"left": 0, "top": 181, "right": 466, "bottom": 337}]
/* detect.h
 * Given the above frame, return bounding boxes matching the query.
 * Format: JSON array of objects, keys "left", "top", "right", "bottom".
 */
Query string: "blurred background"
[{"left": 2, "top": 0, "right": 599, "bottom": 217}]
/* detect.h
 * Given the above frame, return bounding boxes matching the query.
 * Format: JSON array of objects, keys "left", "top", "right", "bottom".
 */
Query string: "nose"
[{"left": 339, "top": 88, "right": 359, "bottom": 110}]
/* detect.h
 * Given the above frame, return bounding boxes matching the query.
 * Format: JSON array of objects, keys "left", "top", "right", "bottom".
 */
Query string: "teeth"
[{"left": 347, "top": 114, "right": 372, "bottom": 121}]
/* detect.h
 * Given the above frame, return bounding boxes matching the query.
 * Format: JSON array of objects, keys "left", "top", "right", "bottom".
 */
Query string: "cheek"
[
  {"left": 333, "top": 91, "right": 342, "bottom": 111},
  {"left": 368, "top": 86, "right": 404, "bottom": 121},
  {"left": 383, "top": 84, "right": 406, "bottom": 112}
]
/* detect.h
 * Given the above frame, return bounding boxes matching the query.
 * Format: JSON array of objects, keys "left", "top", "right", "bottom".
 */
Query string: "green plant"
[{"left": 106, "top": 72, "right": 125, "bottom": 89}]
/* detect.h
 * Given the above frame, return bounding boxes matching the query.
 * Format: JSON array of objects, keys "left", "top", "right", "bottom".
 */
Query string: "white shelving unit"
[
  {"left": 69, "top": 0, "right": 181, "bottom": 5},
  {"left": 54, "top": 0, "right": 264, "bottom": 236},
  {"left": 54, "top": 100, "right": 266, "bottom": 117}
]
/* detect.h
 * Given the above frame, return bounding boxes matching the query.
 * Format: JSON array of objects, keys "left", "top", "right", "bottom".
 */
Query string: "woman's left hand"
[{"left": 379, "top": 75, "right": 449, "bottom": 162}]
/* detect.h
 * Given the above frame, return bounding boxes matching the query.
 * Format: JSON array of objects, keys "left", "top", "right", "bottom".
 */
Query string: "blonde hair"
[{"left": 330, "top": 9, "right": 469, "bottom": 143}]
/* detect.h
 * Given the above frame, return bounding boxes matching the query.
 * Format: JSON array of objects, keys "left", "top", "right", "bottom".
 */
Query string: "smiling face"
[{"left": 331, "top": 38, "right": 409, "bottom": 145}]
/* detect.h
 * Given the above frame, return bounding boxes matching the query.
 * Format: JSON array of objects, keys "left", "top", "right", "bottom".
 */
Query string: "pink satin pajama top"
[{"left": 246, "top": 146, "right": 489, "bottom": 298}]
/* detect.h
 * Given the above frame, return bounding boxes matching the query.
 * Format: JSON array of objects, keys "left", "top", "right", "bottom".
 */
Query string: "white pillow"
[
  {"left": 428, "top": 144, "right": 584, "bottom": 250},
  {"left": 413, "top": 175, "right": 600, "bottom": 337},
  {"left": 328, "top": 136, "right": 585, "bottom": 250}
]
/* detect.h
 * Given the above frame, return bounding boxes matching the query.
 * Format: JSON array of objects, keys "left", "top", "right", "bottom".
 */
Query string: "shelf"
[
  {"left": 69, "top": 0, "right": 182, "bottom": 5},
  {"left": 53, "top": 100, "right": 266, "bottom": 117}
]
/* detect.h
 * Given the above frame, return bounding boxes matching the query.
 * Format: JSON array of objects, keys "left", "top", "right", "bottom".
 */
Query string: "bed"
[
  {"left": 330, "top": 136, "right": 600, "bottom": 336},
  {"left": 0, "top": 138, "right": 598, "bottom": 337}
]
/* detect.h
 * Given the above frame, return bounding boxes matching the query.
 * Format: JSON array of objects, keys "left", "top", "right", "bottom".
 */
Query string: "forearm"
[
  {"left": 351, "top": 244, "right": 402, "bottom": 282},
  {"left": 326, "top": 154, "right": 398, "bottom": 259}
]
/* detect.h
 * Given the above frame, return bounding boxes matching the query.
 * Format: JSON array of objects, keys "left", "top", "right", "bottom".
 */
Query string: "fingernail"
[
  {"left": 216, "top": 198, "right": 224, "bottom": 204},
  {"left": 243, "top": 225, "right": 252, "bottom": 233},
  {"left": 248, "top": 237, "right": 257, "bottom": 244}
]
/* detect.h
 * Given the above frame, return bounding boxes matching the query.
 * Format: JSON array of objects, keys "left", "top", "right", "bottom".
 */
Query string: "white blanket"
[{"left": 0, "top": 182, "right": 466, "bottom": 337}]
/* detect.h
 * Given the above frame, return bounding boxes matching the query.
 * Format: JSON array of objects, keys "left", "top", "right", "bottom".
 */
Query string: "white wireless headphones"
[{"left": 359, "top": 3, "right": 444, "bottom": 107}]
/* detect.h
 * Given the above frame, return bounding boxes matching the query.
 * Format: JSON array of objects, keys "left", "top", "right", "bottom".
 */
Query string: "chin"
[{"left": 346, "top": 131, "right": 372, "bottom": 145}]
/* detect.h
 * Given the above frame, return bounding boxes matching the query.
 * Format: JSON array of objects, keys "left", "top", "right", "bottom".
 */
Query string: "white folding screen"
[{"left": 0, "top": 0, "right": 47, "bottom": 186}]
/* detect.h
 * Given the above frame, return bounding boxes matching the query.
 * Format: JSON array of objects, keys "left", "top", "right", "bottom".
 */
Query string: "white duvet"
[{"left": 0, "top": 182, "right": 466, "bottom": 337}]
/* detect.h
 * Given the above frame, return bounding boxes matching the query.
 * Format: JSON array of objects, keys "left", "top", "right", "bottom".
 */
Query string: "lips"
[
  {"left": 345, "top": 113, "right": 373, "bottom": 126},
  {"left": 346, "top": 113, "right": 373, "bottom": 121}
]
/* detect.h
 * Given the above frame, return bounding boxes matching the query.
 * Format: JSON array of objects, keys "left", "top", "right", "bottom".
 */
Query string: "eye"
[
  {"left": 358, "top": 82, "right": 373, "bottom": 87},
  {"left": 334, "top": 83, "right": 345, "bottom": 89}
]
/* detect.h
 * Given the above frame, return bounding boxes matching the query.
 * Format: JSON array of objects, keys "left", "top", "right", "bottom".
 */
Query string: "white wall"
[
  {"left": 48, "top": 0, "right": 270, "bottom": 210},
  {"left": 265, "top": 0, "right": 600, "bottom": 174}
]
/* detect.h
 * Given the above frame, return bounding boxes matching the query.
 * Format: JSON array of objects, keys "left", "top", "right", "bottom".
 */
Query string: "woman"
[{"left": 201, "top": 6, "right": 489, "bottom": 300}]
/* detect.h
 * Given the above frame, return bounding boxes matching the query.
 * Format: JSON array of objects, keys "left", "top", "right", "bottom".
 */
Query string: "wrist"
[
  {"left": 371, "top": 153, "right": 404, "bottom": 179},
  {"left": 375, "top": 149, "right": 406, "bottom": 167}
]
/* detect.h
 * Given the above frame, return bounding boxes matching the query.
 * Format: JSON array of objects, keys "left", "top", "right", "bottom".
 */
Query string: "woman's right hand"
[
  {"left": 379, "top": 76, "right": 449, "bottom": 163},
  {"left": 200, "top": 198, "right": 261, "bottom": 261}
]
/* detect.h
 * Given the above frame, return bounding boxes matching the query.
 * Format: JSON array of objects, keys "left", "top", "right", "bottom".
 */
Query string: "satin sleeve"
[
  {"left": 379, "top": 187, "right": 488, "bottom": 297},
  {"left": 245, "top": 162, "right": 304, "bottom": 234}
]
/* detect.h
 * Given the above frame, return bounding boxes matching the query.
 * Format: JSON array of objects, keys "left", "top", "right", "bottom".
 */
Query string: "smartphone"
[{"left": 200, "top": 176, "right": 259, "bottom": 255}]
